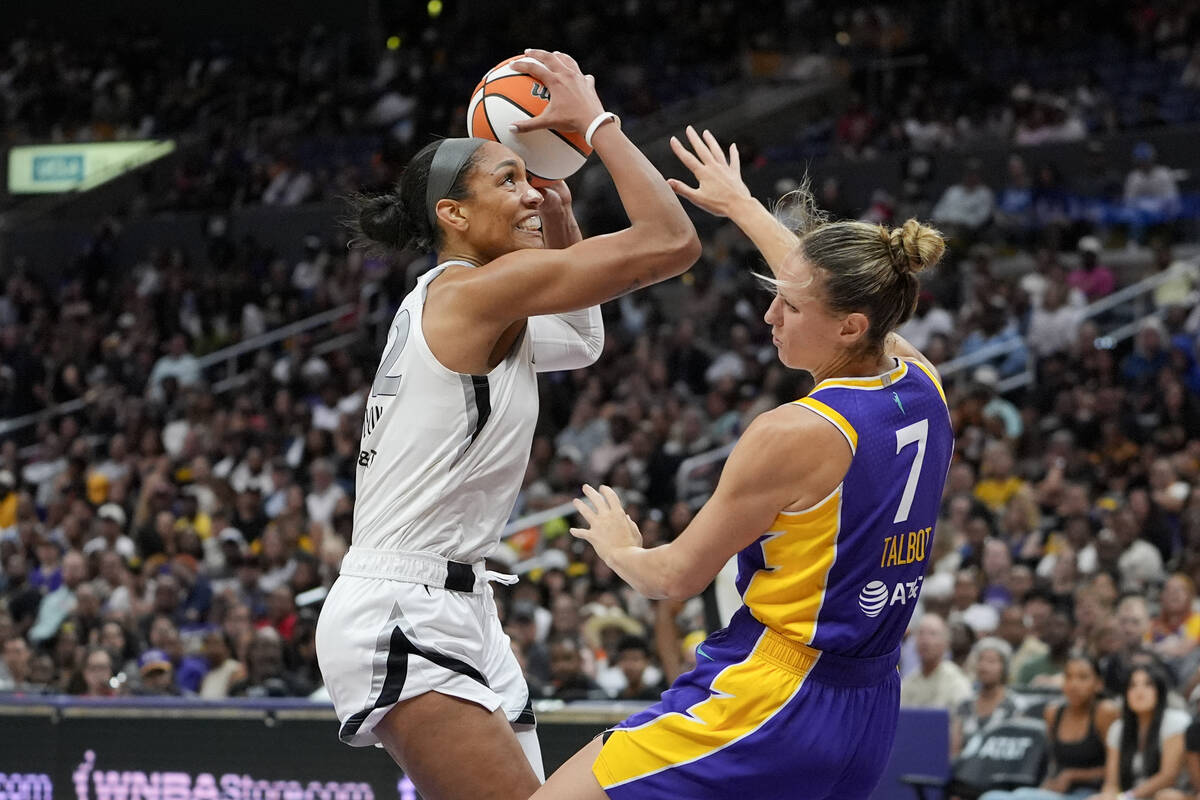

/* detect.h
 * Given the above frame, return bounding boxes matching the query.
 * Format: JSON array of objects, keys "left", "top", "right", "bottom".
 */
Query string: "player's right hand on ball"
[
  {"left": 511, "top": 49, "right": 604, "bottom": 134},
  {"left": 667, "top": 126, "right": 753, "bottom": 218}
]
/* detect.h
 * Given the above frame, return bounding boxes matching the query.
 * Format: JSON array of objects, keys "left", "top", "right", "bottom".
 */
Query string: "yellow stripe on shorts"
[{"left": 593, "top": 637, "right": 814, "bottom": 788}]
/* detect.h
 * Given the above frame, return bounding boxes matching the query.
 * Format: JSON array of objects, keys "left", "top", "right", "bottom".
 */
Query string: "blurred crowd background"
[{"left": 2, "top": 1, "right": 1200, "bottom": 788}]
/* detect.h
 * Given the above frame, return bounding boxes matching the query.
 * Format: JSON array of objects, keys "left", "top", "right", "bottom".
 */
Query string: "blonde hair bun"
[{"left": 887, "top": 219, "right": 946, "bottom": 275}]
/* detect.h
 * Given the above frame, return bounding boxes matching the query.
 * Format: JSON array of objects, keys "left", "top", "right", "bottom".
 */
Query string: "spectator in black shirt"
[
  {"left": 2, "top": 553, "right": 42, "bottom": 637},
  {"left": 546, "top": 635, "right": 604, "bottom": 702},
  {"left": 612, "top": 636, "right": 665, "bottom": 702},
  {"left": 230, "top": 628, "right": 306, "bottom": 697}
]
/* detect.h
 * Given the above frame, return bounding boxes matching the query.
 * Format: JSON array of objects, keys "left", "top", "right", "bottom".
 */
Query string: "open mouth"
[{"left": 516, "top": 215, "right": 542, "bottom": 235}]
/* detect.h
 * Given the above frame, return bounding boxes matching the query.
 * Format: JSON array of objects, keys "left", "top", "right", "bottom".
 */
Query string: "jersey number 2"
[
  {"left": 893, "top": 418, "right": 929, "bottom": 524},
  {"left": 371, "top": 309, "right": 411, "bottom": 397}
]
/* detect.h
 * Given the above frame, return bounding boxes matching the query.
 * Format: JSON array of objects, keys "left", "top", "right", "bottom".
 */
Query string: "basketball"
[{"left": 466, "top": 55, "right": 592, "bottom": 186}]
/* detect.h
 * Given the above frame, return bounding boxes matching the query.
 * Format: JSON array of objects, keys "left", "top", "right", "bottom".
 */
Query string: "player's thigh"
[
  {"left": 375, "top": 691, "right": 541, "bottom": 800},
  {"left": 530, "top": 736, "right": 609, "bottom": 800}
]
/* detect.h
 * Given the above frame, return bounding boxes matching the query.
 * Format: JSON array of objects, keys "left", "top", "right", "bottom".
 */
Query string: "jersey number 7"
[{"left": 893, "top": 418, "right": 928, "bottom": 524}]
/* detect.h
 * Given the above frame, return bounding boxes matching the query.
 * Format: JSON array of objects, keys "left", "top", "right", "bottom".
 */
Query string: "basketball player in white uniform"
[{"left": 315, "top": 49, "right": 700, "bottom": 800}]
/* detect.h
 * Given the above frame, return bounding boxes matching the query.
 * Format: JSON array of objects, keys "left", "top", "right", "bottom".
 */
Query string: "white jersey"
[
  {"left": 351, "top": 260, "right": 603, "bottom": 564},
  {"left": 320, "top": 260, "right": 599, "bottom": 753}
]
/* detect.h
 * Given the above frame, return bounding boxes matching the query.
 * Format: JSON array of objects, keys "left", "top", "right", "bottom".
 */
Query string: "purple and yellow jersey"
[
  {"left": 594, "top": 360, "right": 953, "bottom": 798},
  {"left": 736, "top": 357, "right": 953, "bottom": 658}
]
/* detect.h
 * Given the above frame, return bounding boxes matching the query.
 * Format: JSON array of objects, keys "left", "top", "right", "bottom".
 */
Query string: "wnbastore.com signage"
[{"left": 0, "top": 750, "right": 414, "bottom": 800}]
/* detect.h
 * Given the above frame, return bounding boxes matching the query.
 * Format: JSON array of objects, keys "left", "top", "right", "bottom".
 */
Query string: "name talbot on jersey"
[{"left": 879, "top": 526, "right": 932, "bottom": 568}]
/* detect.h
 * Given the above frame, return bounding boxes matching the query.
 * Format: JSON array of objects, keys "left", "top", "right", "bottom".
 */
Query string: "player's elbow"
[
  {"left": 661, "top": 571, "right": 706, "bottom": 601},
  {"left": 633, "top": 222, "right": 700, "bottom": 279},
  {"left": 662, "top": 582, "right": 700, "bottom": 603},
  {"left": 668, "top": 226, "right": 703, "bottom": 274}
]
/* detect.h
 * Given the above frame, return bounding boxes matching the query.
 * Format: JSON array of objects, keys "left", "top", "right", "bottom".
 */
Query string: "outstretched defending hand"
[
  {"left": 667, "top": 126, "right": 753, "bottom": 218},
  {"left": 510, "top": 49, "right": 604, "bottom": 134},
  {"left": 570, "top": 484, "right": 643, "bottom": 560}
]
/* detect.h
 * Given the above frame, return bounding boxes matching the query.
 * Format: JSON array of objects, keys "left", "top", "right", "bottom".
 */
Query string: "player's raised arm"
[{"left": 668, "top": 126, "right": 800, "bottom": 276}]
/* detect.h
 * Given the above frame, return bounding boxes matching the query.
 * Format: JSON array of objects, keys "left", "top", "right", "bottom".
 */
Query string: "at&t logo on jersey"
[
  {"left": 858, "top": 581, "right": 889, "bottom": 617},
  {"left": 858, "top": 576, "right": 924, "bottom": 617}
]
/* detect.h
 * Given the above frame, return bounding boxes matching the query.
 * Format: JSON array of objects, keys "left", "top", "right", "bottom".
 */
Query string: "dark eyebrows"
[{"left": 492, "top": 159, "right": 520, "bottom": 174}]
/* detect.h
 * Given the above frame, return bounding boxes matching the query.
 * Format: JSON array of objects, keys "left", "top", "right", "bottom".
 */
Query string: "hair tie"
[{"left": 879, "top": 227, "right": 905, "bottom": 274}]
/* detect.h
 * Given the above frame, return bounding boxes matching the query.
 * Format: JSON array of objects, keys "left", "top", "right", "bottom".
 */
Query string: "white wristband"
[{"left": 584, "top": 111, "right": 619, "bottom": 148}]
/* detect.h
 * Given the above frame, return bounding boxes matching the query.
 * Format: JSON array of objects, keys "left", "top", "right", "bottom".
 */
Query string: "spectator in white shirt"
[
  {"left": 1027, "top": 281, "right": 1084, "bottom": 358},
  {"left": 901, "top": 613, "right": 974, "bottom": 711},
  {"left": 311, "top": 384, "right": 343, "bottom": 432},
  {"left": 898, "top": 292, "right": 955, "bottom": 351},
  {"left": 262, "top": 156, "right": 315, "bottom": 206},
  {"left": 292, "top": 236, "right": 328, "bottom": 294},
  {"left": 932, "top": 159, "right": 995, "bottom": 236},
  {"left": 1124, "top": 142, "right": 1180, "bottom": 214},
  {"left": 28, "top": 550, "right": 87, "bottom": 644},
  {"left": 147, "top": 334, "right": 202, "bottom": 400},
  {"left": 1111, "top": 508, "right": 1164, "bottom": 593},
  {"left": 81, "top": 504, "right": 138, "bottom": 563},
  {"left": 228, "top": 447, "right": 273, "bottom": 495},
  {"left": 305, "top": 458, "right": 345, "bottom": 529}
]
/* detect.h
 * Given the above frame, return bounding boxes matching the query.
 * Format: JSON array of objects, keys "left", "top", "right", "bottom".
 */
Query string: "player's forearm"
[
  {"left": 603, "top": 544, "right": 680, "bottom": 600},
  {"left": 726, "top": 195, "right": 801, "bottom": 277},
  {"left": 542, "top": 206, "right": 582, "bottom": 249},
  {"left": 530, "top": 196, "right": 603, "bottom": 366},
  {"left": 591, "top": 124, "right": 699, "bottom": 272}
]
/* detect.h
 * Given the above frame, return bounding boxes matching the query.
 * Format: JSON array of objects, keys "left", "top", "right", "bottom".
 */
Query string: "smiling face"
[
  {"left": 763, "top": 254, "right": 867, "bottom": 372},
  {"left": 440, "top": 141, "right": 544, "bottom": 262}
]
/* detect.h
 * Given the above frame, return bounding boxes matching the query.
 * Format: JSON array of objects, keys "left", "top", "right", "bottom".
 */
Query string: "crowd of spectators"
[
  {"left": 0, "top": 2, "right": 767, "bottom": 211},
  {"left": 824, "top": 0, "right": 1200, "bottom": 161},
  {"left": 4, "top": 2, "right": 1198, "bottom": 217}
]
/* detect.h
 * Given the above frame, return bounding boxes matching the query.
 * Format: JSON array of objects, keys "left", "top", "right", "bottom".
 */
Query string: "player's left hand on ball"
[{"left": 571, "top": 484, "right": 642, "bottom": 555}]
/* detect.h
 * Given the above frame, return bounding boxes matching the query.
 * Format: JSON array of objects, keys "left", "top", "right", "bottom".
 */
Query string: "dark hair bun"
[{"left": 358, "top": 194, "right": 404, "bottom": 249}]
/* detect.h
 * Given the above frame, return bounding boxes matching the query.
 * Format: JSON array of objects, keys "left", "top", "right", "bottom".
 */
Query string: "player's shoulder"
[
  {"left": 722, "top": 405, "right": 851, "bottom": 505},
  {"left": 755, "top": 401, "right": 839, "bottom": 434},
  {"left": 740, "top": 402, "right": 854, "bottom": 460}
]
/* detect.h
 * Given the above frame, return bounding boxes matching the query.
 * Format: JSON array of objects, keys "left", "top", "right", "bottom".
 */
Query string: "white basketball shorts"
[{"left": 315, "top": 551, "right": 532, "bottom": 748}]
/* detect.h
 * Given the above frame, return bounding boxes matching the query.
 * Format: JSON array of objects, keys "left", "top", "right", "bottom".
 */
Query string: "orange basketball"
[{"left": 466, "top": 55, "right": 592, "bottom": 187}]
